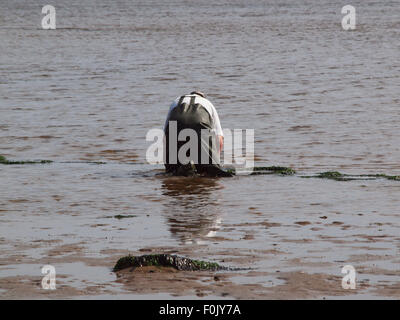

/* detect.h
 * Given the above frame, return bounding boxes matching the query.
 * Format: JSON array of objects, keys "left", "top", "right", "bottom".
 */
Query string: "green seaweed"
[
  {"left": 318, "top": 171, "right": 343, "bottom": 179},
  {"left": 360, "top": 174, "right": 400, "bottom": 181},
  {"left": 2, "top": 153, "right": 397, "bottom": 183},
  {"left": 113, "top": 254, "right": 225, "bottom": 272},
  {"left": 316, "top": 171, "right": 350, "bottom": 181},
  {"left": 192, "top": 259, "right": 221, "bottom": 270},
  {"left": 251, "top": 166, "right": 296, "bottom": 175},
  {"left": 113, "top": 255, "right": 137, "bottom": 271},
  {"left": 225, "top": 166, "right": 296, "bottom": 176},
  {"left": 0, "top": 155, "right": 53, "bottom": 165},
  {"left": 301, "top": 171, "right": 400, "bottom": 181},
  {"left": 302, "top": 171, "right": 365, "bottom": 181}
]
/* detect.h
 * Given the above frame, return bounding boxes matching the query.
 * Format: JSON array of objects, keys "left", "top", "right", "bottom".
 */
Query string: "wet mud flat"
[
  {"left": 1, "top": 162, "right": 400, "bottom": 299},
  {"left": 1, "top": 0, "right": 400, "bottom": 299}
]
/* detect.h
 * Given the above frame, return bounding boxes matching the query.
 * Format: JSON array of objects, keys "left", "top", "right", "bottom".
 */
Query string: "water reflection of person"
[{"left": 161, "top": 176, "right": 223, "bottom": 245}]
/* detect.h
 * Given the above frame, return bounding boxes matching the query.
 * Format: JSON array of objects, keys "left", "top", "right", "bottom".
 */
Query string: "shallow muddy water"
[{"left": 0, "top": 0, "right": 399, "bottom": 299}]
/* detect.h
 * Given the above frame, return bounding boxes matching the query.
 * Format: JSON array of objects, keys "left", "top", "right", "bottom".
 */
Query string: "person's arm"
[
  {"left": 212, "top": 107, "right": 223, "bottom": 138},
  {"left": 219, "top": 135, "right": 224, "bottom": 154},
  {"left": 210, "top": 103, "right": 224, "bottom": 154}
]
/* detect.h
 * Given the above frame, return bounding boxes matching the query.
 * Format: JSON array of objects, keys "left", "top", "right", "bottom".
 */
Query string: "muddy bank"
[
  {"left": 0, "top": 238, "right": 399, "bottom": 299},
  {"left": 1, "top": 162, "right": 400, "bottom": 299},
  {"left": 114, "top": 267, "right": 353, "bottom": 299}
]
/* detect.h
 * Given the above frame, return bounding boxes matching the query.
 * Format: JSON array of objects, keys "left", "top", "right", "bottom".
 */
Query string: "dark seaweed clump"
[
  {"left": 0, "top": 155, "right": 52, "bottom": 165},
  {"left": 251, "top": 166, "right": 296, "bottom": 175},
  {"left": 302, "top": 171, "right": 400, "bottom": 181},
  {"left": 225, "top": 166, "right": 296, "bottom": 176},
  {"left": 316, "top": 171, "right": 348, "bottom": 181},
  {"left": 113, "top": 254, "right": 225, "bottom": 272},
  {"left": 362, "top": 174, "right": 400, "bottom": 181}
]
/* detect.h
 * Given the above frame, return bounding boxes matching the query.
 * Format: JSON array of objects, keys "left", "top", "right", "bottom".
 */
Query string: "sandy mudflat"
[
  {"left": 0, "top": 238, "right": 399, "bottom": 299},
  {"left": 1, "top": 0, "right": 400, "bottom": 299}
]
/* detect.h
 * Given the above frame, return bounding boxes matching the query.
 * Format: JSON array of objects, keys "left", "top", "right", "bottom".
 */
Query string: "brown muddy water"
[{"left": 1, "top": 0, "right": 399, "bottom": 299}]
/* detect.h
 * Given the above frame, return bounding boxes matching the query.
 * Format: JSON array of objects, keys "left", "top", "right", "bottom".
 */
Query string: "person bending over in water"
[{"left": 164, "top": 91, "right": 229, "bottom": 176}]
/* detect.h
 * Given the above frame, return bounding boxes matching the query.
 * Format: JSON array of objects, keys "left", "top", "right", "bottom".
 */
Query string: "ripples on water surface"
[{"left": 0, "top": 0, "right": 399, "bottom": 299}]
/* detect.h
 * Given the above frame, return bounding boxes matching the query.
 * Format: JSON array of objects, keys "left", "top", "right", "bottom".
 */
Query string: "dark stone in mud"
[
  {"left": 0, "top": 155, "right": 53, "bottom": 165},
  {"left": 113, "top": 254, "right": 226, "bottom": 272}
]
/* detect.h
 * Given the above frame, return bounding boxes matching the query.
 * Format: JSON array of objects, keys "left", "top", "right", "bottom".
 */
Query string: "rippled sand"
[{"left": 0, "top": 0, "right": 399, "bottom": 299}]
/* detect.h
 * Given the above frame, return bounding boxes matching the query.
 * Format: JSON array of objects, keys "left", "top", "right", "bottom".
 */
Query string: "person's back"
[{"left": 163, "top": 91, "right": 225, "bottom": 176}]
